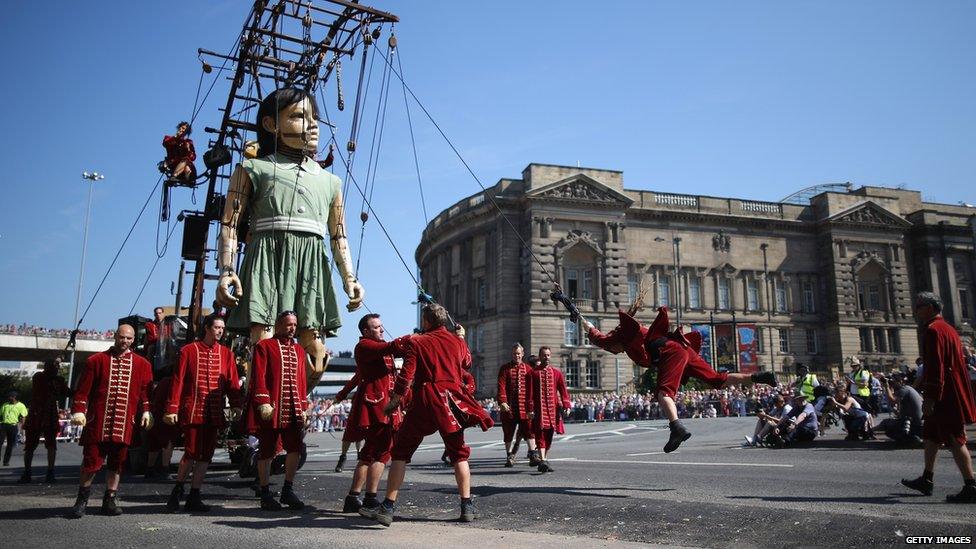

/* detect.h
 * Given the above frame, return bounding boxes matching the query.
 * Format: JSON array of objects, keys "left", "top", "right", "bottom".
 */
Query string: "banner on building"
[
  {"left": 691, "top": 324, "right": 713, "bottom": 366},
  {"left": 714, "top": 323, "right": 737, "bottom": 372},
  {"left": 737, "top": 324, "right": 759, "bottom": 374}
]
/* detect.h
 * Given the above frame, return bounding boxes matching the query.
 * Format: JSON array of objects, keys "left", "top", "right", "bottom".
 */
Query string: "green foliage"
[{"left": 0, "top": 373, "right": 34, "bottom": 404}]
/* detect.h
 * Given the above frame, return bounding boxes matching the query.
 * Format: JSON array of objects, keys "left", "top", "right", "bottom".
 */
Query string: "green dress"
[{"left": 226, "top": 153, "right": 343, "bottom": 337}]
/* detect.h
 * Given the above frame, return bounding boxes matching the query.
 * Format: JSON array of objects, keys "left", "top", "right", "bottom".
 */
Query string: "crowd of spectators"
[
  {"left": 306, "top": 398, "right": 352, "bottom": 433},
  {"left": 0, "top": 324, "right": 115, "bottom": 340}
]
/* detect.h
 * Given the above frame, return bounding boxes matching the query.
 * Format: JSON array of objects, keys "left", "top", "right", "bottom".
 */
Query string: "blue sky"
[{"left": 1, "top": 1, "right": 973, "bottom": 353}]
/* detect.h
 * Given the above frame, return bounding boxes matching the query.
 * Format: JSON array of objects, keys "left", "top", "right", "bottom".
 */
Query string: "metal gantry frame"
[{"left": 184, "top": 0, "right": 399, "bottom": 340}]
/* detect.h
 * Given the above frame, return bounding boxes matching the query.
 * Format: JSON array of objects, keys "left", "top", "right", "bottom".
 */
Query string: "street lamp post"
[
  {"left": 67, "top": 171, "right": 104, "bottom": 403},
  {"left": 760, "top": 243, "right": 774, "bottom": 372},
  {"left": 655, "top": 236, "right": 683, "bottom": 325}
]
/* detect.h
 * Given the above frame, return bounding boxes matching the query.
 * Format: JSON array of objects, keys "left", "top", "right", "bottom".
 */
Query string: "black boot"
[
  {"left": 68, "top": 487, "right": 91, "bottom": 519},
  {"left": 537, "top": 460, "right": 554, "bottom": 473},
  {"left": 527, "top": 450, "right": 541, "bottom": 467},
  {"left": 334, "top": 454, "right": 347, "bottom": 473},
  {"left": 280, "top": 483, "right": 304, "bottom": 510},
  {"left": 901, "top": 476, "right": 934, "bottom": 496},
  {"left": 751, "top": 371, "right": 777, "bottom": 386},
  {"left": 504, "top": 454, "right": 515, "bottom": 468},
  {"left": 343, "top": 494, "right": 362, "bottom": 513},
  {"left": 260, "top": 485, "right": 283, "bottom": 511},
  {"left": 101, "top": 490, "right": 123, "bottom": 516},
  {"left": 946, "top": 484, "right": 976, "bottom": 504},
  {"left": 44, "top": 469, "right": 56, "bottom": 484},
  {"left": 17, "top": 470, "right": 31, "bottom": 484},
  {"left": 664, "top": 420, "right": 691, "bottom": 453},
  {"left": 184, "top": 488, "right": 211, "bottom": 512},
  {"left": 166, "top": 483, "right": 184, "bottom": 512}
]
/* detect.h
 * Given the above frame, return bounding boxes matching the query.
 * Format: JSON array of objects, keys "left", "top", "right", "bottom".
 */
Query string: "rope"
[
  {"left": 129, "top": 218, "right": 181, "bottom": 315},
  {"left": 395, "top": 42, "right": 429, "bottom": 226},
  {"left": 74, "top": 174, "right": 164, "bottom": 331},
  {"left": 375, "top": 46, "right": 558, "bottom": 286}
]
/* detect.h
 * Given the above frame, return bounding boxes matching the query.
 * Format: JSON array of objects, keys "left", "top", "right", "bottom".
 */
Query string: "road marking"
[
  {"left": 626, "top": 451, "right": 668, "bottom": 456},
  {"left": 559, "top": 424, "right": 638, "bottom": 442},
  {"left": 546, "top": 457, "right": 794, "bottom": 468}
]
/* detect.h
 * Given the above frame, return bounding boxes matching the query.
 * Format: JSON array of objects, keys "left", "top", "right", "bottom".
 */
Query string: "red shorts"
[
  {"left": 535, "top": 428, "right": 555, "bottom": 450},
  {"left": 257, "top": 426, "right": 304, "bottom": 460},
  {"left": 391, "top": 406, "right": 470, "bottom": 464},
  {"left": 82, "top": 442, "right": 128, "bottom": 474},
  {"left": 358, "top": 423, "right": 394, "bottom": 464},
  {"left": 25, "top": 427, "right": 58, "bottom": 451},
  {"left": 655, "top": 342, "right": 728, "bottom": 398},
  {"left": 501, "top": 413, "right": 531, "bottom": 443},
  {"left": 342, "top": 424, "right": 366, "bottom": 444},
  {"left": 923, "top": 409, "right": 968, "bottom": 447},
  {"left": 182, "top": 425, "right": 219, "bottom": 462},
  {"left": 148, "top": 422, "right": 180, "bottom": 452}
]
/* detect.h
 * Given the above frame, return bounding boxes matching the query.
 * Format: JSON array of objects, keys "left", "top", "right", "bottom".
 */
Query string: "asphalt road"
[{"left": 1, "top": 417, "right": 974, "bottom": 548}]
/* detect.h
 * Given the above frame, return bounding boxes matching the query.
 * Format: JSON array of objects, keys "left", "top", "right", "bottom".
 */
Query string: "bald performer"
[{"left": 68, "top": 325, "right": 154, "bottom": 518}]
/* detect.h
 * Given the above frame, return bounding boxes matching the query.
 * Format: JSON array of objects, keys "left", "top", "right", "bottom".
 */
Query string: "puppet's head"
[{"left": 256, "top": 88, "right": 320, "bottom": 158}]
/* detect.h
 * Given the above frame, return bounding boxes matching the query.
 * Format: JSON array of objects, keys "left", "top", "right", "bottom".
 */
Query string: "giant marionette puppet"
[{"left": 216, "top": 88, "right": 365, "bottom": 387}]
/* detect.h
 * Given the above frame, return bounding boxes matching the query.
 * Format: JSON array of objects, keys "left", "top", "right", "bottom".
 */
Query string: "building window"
[
  {"left": 564, "top": 319, "right": 579, "bottom": 346},
  {"left": 805, "top": 329, "right": 819, "bottom": 354},
  {"left": 477, "top": 279, "right": 487, "bottom": 310},
  {"left": 888, "top": 328, "right": 901, "bottom": 354},
  {"left": 747, "top": 279, "right": 760, "bottom": 311},
  {"left": 565, "top": 359, "right": 580, "bottom": 388},
  {"left": 718, "top": 277, "right": 731, "bottom": 310},
  {"left": 658, "top": 275, "right": 671, "bottom": 307},
  {"left": 628, "top": 272, "right": 639, "bottom": 304},
  {"left": 566, "top": 269, "right": 579, "bottom": 299},
  {"left": 961, "top": 288, "right": 971, "bottom": 320},
  {"left": 756, "top": 327, "right": 764, "bottom": 353},
  {"left": 585, "top": 360, "right": 600, "bottom": 389},
  {"left": 775, "top": 283, "right": 787, "bottom": 313},
  {"left": 778, "top": 329, "right": 790, "bottom": 353},
  {"left": 859, "top": 328, "right": 873, "bottom": 352},
  {"left": 802, "top": 281, "right": 816, "bottom": 313},
  {"left": 689, "top": 277, "right": 701, "bottom": 308},
  {"left": 582, "top": 270, "right": 594, "bottom": 300},
  {"left": 874, "top": 328, "right": 887, "bottom": 353},
  {"left": 474, "top": 326, "right": 485, "bottom": 353}
]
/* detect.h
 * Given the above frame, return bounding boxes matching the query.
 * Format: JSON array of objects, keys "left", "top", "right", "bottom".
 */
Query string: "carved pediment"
[
  {"left": 827, "top": 201, "right": 911, "bottom": 228},
  {"left": 526, "top": 174, "right": 633, "bottom": 207},
  {"left": 555, "top": 229, "right": 603, "bottom": 256}
]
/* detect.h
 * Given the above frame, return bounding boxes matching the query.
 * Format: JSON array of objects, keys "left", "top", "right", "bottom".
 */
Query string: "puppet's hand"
[
  {"left": 71, "top": 413, "right": 87, "bottom": 427},
  {"left": 344, "top": 278, "right": 365, "bottom": 312},
  {"left": 163, "top": 413, "right": 178, "bottom": 426},
  {"left": 217, "top": 270, "right": 243, "bottom": 307},
  {"left": 259, "top": 404, "right": 274, "bottom": 421}
]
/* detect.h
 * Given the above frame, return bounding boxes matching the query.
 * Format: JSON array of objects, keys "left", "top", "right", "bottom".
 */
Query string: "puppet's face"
[{"left": 265, "top": 97, "right": 319, "bottom": 153}]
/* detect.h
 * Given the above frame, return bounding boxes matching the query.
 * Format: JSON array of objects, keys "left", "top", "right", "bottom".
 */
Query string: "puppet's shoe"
[
  {"left": 946, "top": 485, "right": 976, "bottom": 504},
  {"left": 280, "top": 486, "right": 305, "bottom": 510},
  {"left": 900, "top": 476, "right": 934, "bottom": 496},
  {"left": 460, "top": 500, "right": 478, "bottom": 522},
  {"left": 664, "top": 420, "right": 691, "bottom": 453},
  {"left": 750, "top": 371, "right": 777, "bottom": 386},
  {"left": 260, "top": 494, "right": 283, "bottom": 511},
  {"left": 343, "top": 494, "right": 362, "bottom": 513},
  {"left": 101, "top": 491, "right": 123, "bottom": 516},
  {"left": 68, "top": 488, "right": 90, "bottom": 519},
  {"left": 166, "top": 484, "right": 184, "bottom": 512},
  {"left": 184, "top": 490, "right": 211, "bottom": 513},
  {"left": 375, "top": 500, "right": 395, "bottom": 527}
]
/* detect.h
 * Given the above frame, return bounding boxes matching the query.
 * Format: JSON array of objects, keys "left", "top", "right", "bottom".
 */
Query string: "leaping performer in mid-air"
[{"left": 560, "top": 287, "right": 777, "bottom": 453}]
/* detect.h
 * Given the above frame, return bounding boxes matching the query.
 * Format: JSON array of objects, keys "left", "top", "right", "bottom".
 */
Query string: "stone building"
[{"left": 415, "top": 163, "right": 976, "bottom": 395}]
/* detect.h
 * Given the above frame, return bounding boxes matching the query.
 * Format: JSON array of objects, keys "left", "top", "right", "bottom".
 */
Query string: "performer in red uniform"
[
  {"left": 333, "top": 371, "right": 364, "bottom": 473},
  {"left": 162, "top": 122, "right": 197, "bottom": 184},
  {"left": 243, "top": 311, "right": 309, "bottom": 511},
  {"left": 163, "top": 315, "right": 243, "bottom": 512},
  {"left": 145, "top": 375, "right": 179, "bottom": 479},
  {"left": 583, "top": 306, "right": 776, "bottom": 453},
  {"left": 341, "top": 313, "right": 410, "bottom": 513},
  {"left": 497, "top": 343, "right": 538, "bottom": 467},
  {"left": 527, "top": 347, "right": 571, "bottom": 473},
  {"left": 19, "top": 358, "right": 69, "bottom": 483},
  {"left": 363, "top": 304, "right": 493, "bottom": 526},
  {"left": 901, "top": 292, "right": 976, "bottom": 503},
  {"left": 68, "top": 325, "right": 153, "bottom": 518},
  {"left": 144, "top": 307, "right": 164, "bottom": 364}
]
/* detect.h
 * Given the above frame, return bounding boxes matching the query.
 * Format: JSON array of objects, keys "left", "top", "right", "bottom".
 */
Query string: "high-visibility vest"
[
  {"left": 852, "top": 368, "right": 871, "bottom": 397},
  {"left": 799, "top": 374, "right": 818, "bottom": 402}
]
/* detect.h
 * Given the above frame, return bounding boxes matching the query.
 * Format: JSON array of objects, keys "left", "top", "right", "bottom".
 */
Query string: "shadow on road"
[{"left": 727, "top": 494, "right": 905, "bottom": 505}]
